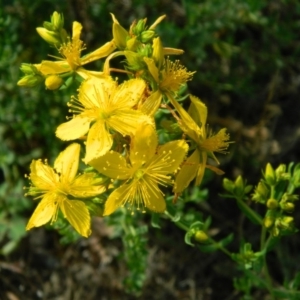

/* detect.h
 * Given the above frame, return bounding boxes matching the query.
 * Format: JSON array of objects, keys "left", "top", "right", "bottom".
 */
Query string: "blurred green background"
[{"left": 1, "top": 0, "right": 300, "bottom": 298}]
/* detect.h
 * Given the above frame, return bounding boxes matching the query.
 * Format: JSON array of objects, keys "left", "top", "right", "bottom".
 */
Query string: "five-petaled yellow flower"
[
  {"left": 26, "top": 143, "right": 106, "bottom": 237},
  {"left": 36, "top": 21, "right": 116, "bottom": 79},
  {"left": 173, "top": 95, "right": 230, "bottom": 193},
  {"left": 89, "top": 123, "right": 188, "bottom": 215},
  {"left": 56, "top": 77, "right": 152, "bottom": 163},
  {"left": 140, "top": 57, "right": 195, "bottom": 115}
]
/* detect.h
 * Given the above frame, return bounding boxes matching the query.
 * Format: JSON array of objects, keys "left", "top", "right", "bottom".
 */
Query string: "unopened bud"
[
  {"left": 140, "top": 30, "right": 156, "bottom": 43},
  {"left": 45, "top": 75, "right": 63, "bottom": 90},
  {"left": 223, "top": 178, "right": 235, "bottom": 193},
  {"left": 17, "top": 75, "right": 43, "bottom": 87},
  {"left": 134, "top": 19, "right": 146, "bottom": 35},
  {"left": 280, "top": 202, "right": 295, "bottom": 213},
  {"left": 266, "top": 199, "right": 278, "bottom": 210},
  {"left": 152, "top": 37, "right": 164, "bottom": 69},
  {"left": 264, "top": 216, "right": 274, "bottom": 228},
  {"left": 36, "top": 27, "right": 60, "bottom": 45},
  {"left": 265, "top": 163, "right": 276, "bottom": 185},
  {"left": 194, "top": 230, "right": 209, "bottom": 243},
  {"left": 51, "top": 11, "right": 64, "bottom": 30}
]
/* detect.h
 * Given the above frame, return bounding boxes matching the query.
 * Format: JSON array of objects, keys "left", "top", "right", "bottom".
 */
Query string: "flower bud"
[
  {"left": 252, "top": 181, "right": 269, "bottom": 203},
  {"left": 36, "top": 27, "right": 60, "bottom": 45},
  {"left": 275, "top": 164, "right": 290, "bottom": 180},
  {"left": 194, "top": 230, "right": 209, "bottom": 243},
  {"left": 265, "top": 163, "right": 276, "bottom": 185},
  {"left": 20, "top": 63, "right": 37, "bottom": 75},
  {"left": 234, "top": 175, "right": 244, "bottom": 197},
  {"left": 266, "top": 198, "right": 278, "bottom": 210},
  {"left": 134, "top": 19, "right": 146, "bottom": 35},
  {"left": 45, "top": 75, "right": 63, "bottom": 90},
  {"left": 51, "top": 11, "right": 64, "bottom": 30},
  {"left": 276, "top": 216, "right": 293, "bottom": 230},
  {"left": 152, "top": 37, "right": 164, "bottom": 69},
  {"left": 17, "top": 75, "right": 43, "bottom": 87},
  {"left": 280, "top": 202, "right": 295, "bottom": 213},
  {"left": 223, "top": 178, "right": 235, "bottom": 193},
  {"left": 43, "top": 21, "right": 55, "bottom": 31},
  {"left": 140, "top": 30, "right": 156, "bottom": 43},
  {"left": 263, "top": 216, "right": 274, "bottom": 228}
]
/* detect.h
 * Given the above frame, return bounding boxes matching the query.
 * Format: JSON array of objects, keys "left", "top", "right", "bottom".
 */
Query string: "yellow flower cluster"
[{"left": 20, "top": 12, "right": 231, "bottom": 237}]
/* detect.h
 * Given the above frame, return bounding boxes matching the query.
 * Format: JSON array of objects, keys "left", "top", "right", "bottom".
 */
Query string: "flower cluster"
[{"left": 19, "top": 12, "right": 230, "bottom": 237}]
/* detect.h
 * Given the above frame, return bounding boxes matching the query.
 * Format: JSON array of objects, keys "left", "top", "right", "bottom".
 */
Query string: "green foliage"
[{"left": 2, "top": 1, "right": 300, "bottom": 299}]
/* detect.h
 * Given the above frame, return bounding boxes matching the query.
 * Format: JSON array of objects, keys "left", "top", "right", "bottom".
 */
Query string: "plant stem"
[{"left": 236, "top": 196, "right": 263, "bottom": 225}]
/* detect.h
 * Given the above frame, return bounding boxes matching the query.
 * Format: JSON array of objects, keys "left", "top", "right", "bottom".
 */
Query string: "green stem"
[{"left": 236, "top": 197, "right": 263, "bottom": 225}]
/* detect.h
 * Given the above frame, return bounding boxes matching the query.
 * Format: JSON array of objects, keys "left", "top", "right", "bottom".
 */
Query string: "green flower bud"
[
  {"left": 252, "top": 181, "right": 269, "bottom": 203},
  {"left": 265, "top": 163, "right": 276, "bottom": 185},
  {"left": 266, "top": 198, "right": 278, "bottom": 210},
  {"left": 194, "top": 230, "right": 209, "bottom": 243},
  {"left": 234, "top": 175, "right": 245, "bottom": 197},
  {"left": 43, "top": 21, "right": 55, "bottom": 31},
  {"left": 223, "top": 178, "right": 235, "bottom": 193},
  {"left": 17, "top": 74, "right": 43, "bottom": 87},
  {"left": 275, "top": 164, "right": 290, "bottom": 180},
  {"left": 45, "top": 75, "right": 63, "bottom": 90},
  {"left": 140, "top": 30, "right": 156, "bottom": 43},
  {"left": 280, "top": 202, "right": 295, "bottom": 213},
  {"left": 51, "top": 11, "right": 64, "bottom": 30},
  {"left": 36, "top": 27, "right": 60, "bottom": 45},
  {"left": 264, "top": 216, "right": 274, "bottom": 228},
  {"left": 20, "top": 63, "right": 37, "bottom": 75},
  {"left": 134, "top": 19, "right": 146, "bottom": 35},
  {"left": 276, "top": 216, "right": 294, "bottom": 230}
]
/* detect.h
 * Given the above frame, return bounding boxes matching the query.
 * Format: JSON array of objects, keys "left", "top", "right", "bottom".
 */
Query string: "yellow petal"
[
  {"left": 38, "top": 60, "right": 70, "bottom": 75},
  {"left": 70, "top": 173, "right": 107, "bottom": 197},
  {"left": 72, "top": 21, "right": 82, "bottom": 41},
  {"left": 56, "top": 116, "right": 92, "bottom": 141},
  {"left": 188, "top": 95, "right": 207, "bottom": 130},
  {"left": 88, "top": 151, "right": 131, "bottom": 180},
  {"left": 84, "top": 120, "right": 113, "bottom": 163},
  {"left": 60, "top": 199, "right": 91, "bottom": 237},
  {"left": 140, "top": 90, "right": 163, "bottom": 116},
  {"left": 168, "top": 95, "right": 200, "bottom": 143},
  {"left": 54, "top": 143, "right": 80, "bottom": 182},
  {"left": 81, "top": 41, "right": 116, "bottom": 65},
  {"left": 79, "top": 76, "right": 116, "bottom": 108},
  {"left": 111, "top": 13, "right": 128, "bottom": 49},
  {"left": 29, "top": 160, "right": 59, "bottom": 190},
  {"left": 143, "top": 179, "right": 166, "bottom": 213},
  {"left": 144, "top": 57, "right": 159, "bottom": 83},
  {"left": 148, "top": 139, "right": 188, "bottom": 174},
  {"left": 174, "top": 149, "right": 200, "bottom": 193},
  {"left": 130, "top": 122, "right": 157, "bottom": 167},
  {"left": 108, "top": 109, "right": 152, "bottom": 137},
  {"left": 112, "top": 78, "right": 146, "bottom": 108},
  {"left": 195, "top": 151, "right": 207, "bottom": 186},
  {"left": 26, "top": 193, "right": 57, "bottom": 230},
  {"left": 103, "top": 184, "right": 131, "bottom": 216}
]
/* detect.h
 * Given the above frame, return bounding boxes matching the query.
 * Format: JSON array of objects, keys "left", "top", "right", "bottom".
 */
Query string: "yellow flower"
[
  {"left": 36, "top": 21, "right": 116, "bottom": 79},
  {"left": 172, "top": 95, "right": 230, "bottom": 193},
  {"left": 140, "top": 57, "right": 195, "bottom": 115},
  {"left": 89, "top": 123, "right": 188, "bottom": 215},
  {"left": 56, "top": 77, "right": 152, "bottom": 163},
  {"left": 25, "top": 143, "right": 106, "bottom": 237}
]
